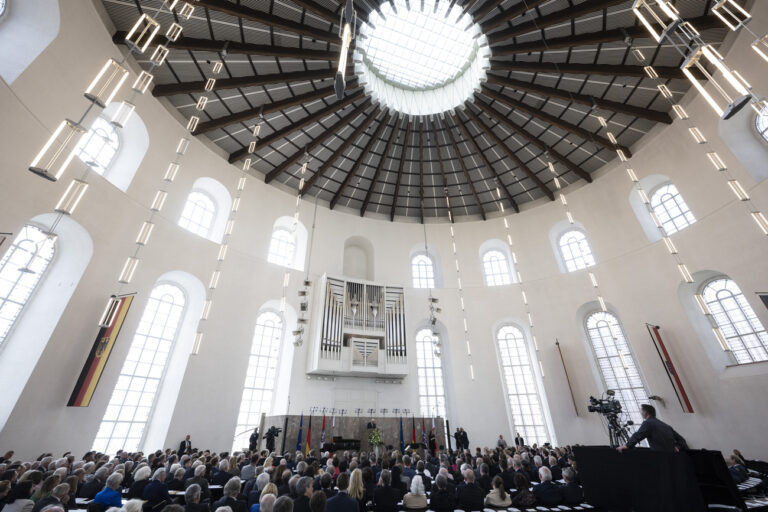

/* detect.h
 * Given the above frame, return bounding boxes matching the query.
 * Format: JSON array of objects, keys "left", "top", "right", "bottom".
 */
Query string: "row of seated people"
[{"left": 0, "top": 442, "right": 587, "bottom": 512}]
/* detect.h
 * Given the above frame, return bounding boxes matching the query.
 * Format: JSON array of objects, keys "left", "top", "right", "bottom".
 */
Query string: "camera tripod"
[{"left": 606, "top": 413, "right": 631, "bottom": 447}]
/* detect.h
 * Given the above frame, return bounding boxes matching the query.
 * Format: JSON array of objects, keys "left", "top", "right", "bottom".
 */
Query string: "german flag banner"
[{"left": 67, "top": 296, "right": 134, "bottom": 407}]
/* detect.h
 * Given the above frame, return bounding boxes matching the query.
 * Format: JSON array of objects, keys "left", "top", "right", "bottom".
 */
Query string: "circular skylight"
[{"left": 355, "top": 0, "right": 490, "bottom": 115}]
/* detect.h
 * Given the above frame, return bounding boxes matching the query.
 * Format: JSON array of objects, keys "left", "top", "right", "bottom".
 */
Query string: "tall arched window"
[
  {"left": 232, "top": 311, "right": 284, "bottom": 451},
  {"left": 76, "top": 117, "right": 120, "bottom": 175},
  {"left": 415, "top": 329, "right": 445, "bottom": 418},
  {"left": 178, "top": 191, "right": 216, "bottom": 238},
  {"left": 93, "top": 284, "right": 186, "bottom": 454},
  {"left": 650, "top": 184, "right": 696, "bottom": 235},
  {"left": 496, "top": 325, "right": 549, "bottom": 445},
  {"left": 585, "top": 311, "right": 648, "bottom": 425},
  {"left": 702, "top": 278, "right": 768, "bottom": 364},
  {"left": 0, "top": 226, "right": 55, "bottom": 346},
  {"left": 411, "top": 254, "right": 435, "bottom": 288},
  {"left": 267, "top": 229, "right": 296, "bottom": 267},
  {"left": 559, "top": 230, "right": 595, "bottom": 272},
  {"left": 482, "top": 250, "right": 512, "bottom": 286},
  {"left": 757, "top": 104, "right": 768, "bottom": 143}
]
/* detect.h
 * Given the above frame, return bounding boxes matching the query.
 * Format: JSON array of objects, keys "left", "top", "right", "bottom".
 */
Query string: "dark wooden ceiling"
[{"left": 103, "top": 0, "right": 723, "bottom": 221}]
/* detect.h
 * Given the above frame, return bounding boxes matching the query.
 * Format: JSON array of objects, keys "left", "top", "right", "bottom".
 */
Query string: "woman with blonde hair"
[
  {"left": 402, "top": 475, "right": 427, "bottom": 509},
  {"left": 347, "top": 469, "right": 365, "bottom": 511},
  {"left": 261, "top": 483, "right": 278, "bottom": 499}
]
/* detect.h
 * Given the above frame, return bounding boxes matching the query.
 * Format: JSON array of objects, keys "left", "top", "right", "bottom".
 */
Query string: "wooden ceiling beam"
[
  {"left": 480, "top": 86, "right": 631, "bottom": 157},
  {"left": 330, "top": 110, "right": 391, "bottom": 210},
  {"left": 480, "top": 0, "right": 548, "bottom": 32},
  {"left": 486, "top": 75, "right": 673, "bottom": 124},
  {"left": 390, "top": 118, "right": 413, "bottom": 222},
  {"left": 195, "top": 0, "right": 339, "bottom": 43},
  {"left": 490, "top": 15, "right": 722, "bottom": 53},
  {"left": 153, "top": 69, "right": 337, "bottom": 97},
  {"left": 265, "top": 99, "right": 373, "bottom": 183},
  {"left": 418, "top": 120, "right": 424, "bottom": 224},
  {"left": 228, "top": 90, "right": 364, "bottom": 163},
  {"left": 486, "top": 0, "right": 627, "bottom": 44},
  {"left": 361, "top": 116, "right": 404, "bottom": 217},
  {"left": 303, "top": 105, "right": 382, "bottom": 192},
  {"left": 471, "top": 99, "right": 593, "bottom": 183},
  {"left": 194, "top": 79, "right": 357, "bottom": 134},
  {"left": 451, "top": 111, "right": 520, "bottom": 213},
  {"left": 490, "top": 61, "right": 685, "bottom": 80},
  {"left": 113, "top": 33, "right": 339, "bottom": 61},
  {"left": 429, "top": 118, "right": 455, "bottom": 223},
  {"left": 287, "top": 0, "right": 339, "bottom": 24},
  {"left": 442, "top": 118, "right": 487, "bottom": 221},
  {"left": 462, "top": 107, "right": 555, "bottom": 201}
]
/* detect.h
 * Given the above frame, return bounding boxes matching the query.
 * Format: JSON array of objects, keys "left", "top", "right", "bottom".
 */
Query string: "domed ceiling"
[{"left": 103, "top": 0, "right": 724, "bottom": 221}]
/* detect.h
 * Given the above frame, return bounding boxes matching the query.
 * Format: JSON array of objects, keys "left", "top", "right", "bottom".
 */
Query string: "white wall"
[{"left": 0, "top": 0, "right": 767, "bottom": 459}]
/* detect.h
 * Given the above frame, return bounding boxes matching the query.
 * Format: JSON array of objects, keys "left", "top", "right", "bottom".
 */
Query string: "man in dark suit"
[
  {"left": 460, "top": 429, "right": 470, "bottom": 453},
  {"left": 373, "top": 471, "right": 400, "bottom": 512},
  {"left": 143, "top": 470, "right": 172, "bottom": 510},
  {"left": 429, "top": 474, "right": 456, "bottom": 512},
  {"left": 617, "top": 404, "right": 688, "bottom": 453},
  {"left": 532, "top": 467, "right": 563, "bottom": 507},
  {"left": 326, "top": 473, "right": 359, "bottom": 512},
  {"left": 185, "top": 465, "right": 211, "bottom": 501},
  {"left": 78, "top": 468, "right": 108, "bottom": 499},
  {"left": 560, "top": 468, "right": 583, "bottom": 506},
  {"left": 249, "top": 429, "right": 260, "bottom": 453},
  {"left": 514, "top": 432, "right": 524, "bottom": 447},
  {"left": 179, "top": 434, "right": 192, "bottom": 456},
  {"left": 455, "top": 469, "right": 484, "bottom": 512},
  {"left": 184, "top": 483, "right": 210, "bottom": 512},
  {"left": 293, "top": 477, "right": 313, "bottom": 512}
]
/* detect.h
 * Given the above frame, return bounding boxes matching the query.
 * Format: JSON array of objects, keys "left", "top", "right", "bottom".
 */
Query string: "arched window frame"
[
  {"left": 267, "top": 217, "right": 308, "bottom": 271},
  {"left": 415, "top": 328, "right": 446, "bottom": 418},
  {"left": 558, "top": 228, "right": 595, "bottom": 273},
  {"left": 411, "top": 253, "right": 436, "bottom": 289},
  {"left": 178, "top": 177, "right": 232, "bottom": 243},
  {"left": 482, "top": 250, "right": 512, "bottom": 286},
  {"left": 494, "top": 323, "right": 552, "bottom": 445},
  {"left": 76, "top": 116, "right": 121, "bottom": 177},
  {"left": 232, "top": 308, "right": 285, "bottom": 452},
  {"left": 756, "top": 103, "right": 768, "bottom": 144},
  {"left": 268, "top": 229, "right": 297, "bottom": 268},
  {"left": 93, "top": 282, "right": 188, "bottom": 454},
  {"left": 178, "top": 190, "right": 217, "bottom": 239},
  {"left": 0, "top": 225, "right": 56, "bottom": 347},
  {"left": 649, "top": 183, "right": 696, "bottom": 235},
  {"left": 700, "top": 277, "right": 768, "bottom": 365},
  {"left": 582, "top": 309, "right": 649, "bottom": 426}
]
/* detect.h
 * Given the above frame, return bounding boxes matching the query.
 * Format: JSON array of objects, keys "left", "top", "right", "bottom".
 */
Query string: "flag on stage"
[
  {"left": 399, "top": 417, "right": 404, "bottom": 452},
  {"left": 320, "top": 415, "right": 326, "bottom": 447},
  {"left": 296, "top": 413, "right": 304, "bottom": 452},
  {"left": 305, "top": 416, "right": 312, "bottom": 455},
  {"left": 422, "top": 417, "right": 427, "bottom": 447},
  {"left": 411, "top": 417, "right": 416, "bottom": 444}
]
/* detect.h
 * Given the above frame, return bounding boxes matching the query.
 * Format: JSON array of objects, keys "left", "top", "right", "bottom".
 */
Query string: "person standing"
[
  {"left": 514, "top": 432, "right": 524, "bottom": 448},
  {"left": 179, "top": 434, "right": 192, "bottom": 456},
  {"left": 453, "top": 429, "right": 463, "bottom": 452},
  {"left": 496, "top": 435, "right": 507, "bottom": 449},
  {"left": 616, "top": 404, "right": 687, "bottom": 453},
  {"left": 250, "top": 429, "right": 260, "bottom": 453},
  {"left": 460, "top": 429, "right": 469, "bottom": 453}
]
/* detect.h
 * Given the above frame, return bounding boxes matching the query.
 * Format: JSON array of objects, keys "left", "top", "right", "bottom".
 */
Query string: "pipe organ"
[{"left": 308, "top": 274, "right": 408, "bottom": 378}]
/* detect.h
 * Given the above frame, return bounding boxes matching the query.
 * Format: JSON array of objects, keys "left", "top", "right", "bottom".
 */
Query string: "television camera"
[{"left": 587, "top": 390, "right": 634, "bottom": 447}]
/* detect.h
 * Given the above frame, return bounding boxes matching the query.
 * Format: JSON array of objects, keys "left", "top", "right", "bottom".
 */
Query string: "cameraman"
[{"left": 616, "top": 404, "right": 688, "bottom": 453}]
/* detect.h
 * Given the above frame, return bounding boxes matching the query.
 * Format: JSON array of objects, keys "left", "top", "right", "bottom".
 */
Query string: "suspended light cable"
[{"left": 444, "top": 189, "right": 475, "bottom": 380}]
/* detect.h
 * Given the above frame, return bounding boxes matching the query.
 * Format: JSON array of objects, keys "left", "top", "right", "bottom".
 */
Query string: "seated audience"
[
  {"left": 127, "top": 467, "right": 152, "bottom": 500},
  {"left": 143, "top": 469, "right": 172, "bottom": 510},
  {"left": 402, "top": 475, "right": 426, "bottom": 510},
  {"left": 372, "top": 471, "right": 398, "bottom": 512},
  {"left": 214, "top": 478, "right": 246, "bottom": 512},
  {"left": 32, "top": 484, "right": 69, "bottom": 512},
  {"left": 292, "top": 478, "right": 312, "bottom": 512},
  {"left": 726, "top": 455, "right": 749, "bottom": 484},
  {"left": 168, "top": 469, "right": 186, "bottom": 491},
  {"left": 308, "top": 492, "right": 325, "bottom": 512},
  {"left": 32, "top": 475, "right": 59, "bottom": 503},
  {"left": 547, "top": 456, "right": 562, "bottom": 482},
  {"left": 345, "top": 470, "right": 365, "bottom": 512},
  {"left": 79, "top": 469, "right": 108, "bottom": 500},
  {"left": 509, "top": 474, "right": 535, "bottom": 509},
  {"left": 532, "top": 467, "right": 562, "bottom": 507},
  {"left": 561, "top": 468, "right": 583, "bottom": 506},
  {"left": 3, "top": 481, "right": 34, "bottom": 512},
  {"left": 360, "top": 468, "right": 375, "bottom": 505},
  {"left": 317, "top": 475, "right": 334, "bottom": 501},
  {"left": 122, "top": 500, "right": 144, "bottom": 512},
  {"left": 483, "top": 476, "right": 510, "bottom": 508},
  {"left": 255, "top": 495, "right": 275, "bottom": 512},
  {"left": 94, "top": 473, "right": 123, "bottom": 510},
  {"left": 325, "top": 474, "right": 357, "bottom": 512},
  {"left": 184, "top": 485, "right": 209, "bottom": 512},
  {"left": 428, "top": 474, "right": 454, "bottom": 512},
  {"left": 456, "top": 469, "right": 484, "bottom": 512},
  {"left": 212, "top": 463, "right": 234, "bottom": 487},
  {"left": 248, "top": 475, "right": 271, "bottom": 509},
  {"left": 272, "top": 497, "right": 292, "bottom": 512},
  {"left": 185, "top": 466, "right": 211, "bottom": 502}
]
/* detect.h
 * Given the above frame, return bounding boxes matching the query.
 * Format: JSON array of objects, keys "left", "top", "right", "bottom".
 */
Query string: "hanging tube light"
[
  {"left": 334, "top": 0, "right": 356, "bottom": 100},
  {"left": 28, "top": 119, "right": 86, "bottom": 181},
  {"left": 632, "top": 0, "right": 681, "bottom": 43}
]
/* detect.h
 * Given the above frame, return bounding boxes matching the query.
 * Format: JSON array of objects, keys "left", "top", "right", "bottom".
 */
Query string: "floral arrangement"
[{"left": 368, "top": 428, "right": 383, "bottom": 446}]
